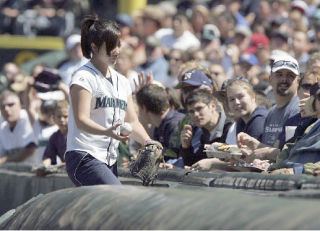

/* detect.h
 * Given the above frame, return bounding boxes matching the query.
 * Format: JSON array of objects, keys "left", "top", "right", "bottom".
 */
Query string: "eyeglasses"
[
  {"left": 272, "top": 60, "right": 299, "bottom": 72},
  {"left": 188, "top": 105, "right": 208, "bottom": 115},
  {"left": 1, "top": 102, "right": 16, "bottom": 109},
  {"left": 169, "top": 56, "right": 181, "bottom": 62},
  {"left": 181, "top": 86, "right": 198, "bottom": 94},
  {"left": 300, "top": 83, "right": 313, "bottom": 91}
]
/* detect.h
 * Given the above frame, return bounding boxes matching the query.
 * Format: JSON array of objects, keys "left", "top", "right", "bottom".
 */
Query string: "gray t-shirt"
[{"left": 261, "top": 96, "right": 300, "bottom": 147}]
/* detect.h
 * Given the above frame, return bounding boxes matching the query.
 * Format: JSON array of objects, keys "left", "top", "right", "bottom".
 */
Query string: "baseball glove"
[
  {"left": 31, "top": 164, "right": 66, "bottom": 177},
  {"left": 130, "top": 140, "right": 164, "bottom": 186}
]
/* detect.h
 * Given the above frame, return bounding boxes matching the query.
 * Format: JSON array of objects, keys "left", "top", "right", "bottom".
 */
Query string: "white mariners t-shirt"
[
  {"left": 0, "top": 109, "right": 37, "bottom": 163},
  {"left": 66, "top": 61, "right": 132, "bottom": 166}
]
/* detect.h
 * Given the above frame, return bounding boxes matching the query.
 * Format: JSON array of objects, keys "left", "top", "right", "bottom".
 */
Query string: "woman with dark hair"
[{"left": 65, "top": 15, "right": 150, "bottom": 186}]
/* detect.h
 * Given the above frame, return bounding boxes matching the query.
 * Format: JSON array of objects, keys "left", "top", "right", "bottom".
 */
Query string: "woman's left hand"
[{"left": 105, "top": 123, "right": 129, "bottom": 141}]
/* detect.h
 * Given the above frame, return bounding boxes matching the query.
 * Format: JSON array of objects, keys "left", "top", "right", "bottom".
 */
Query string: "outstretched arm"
[{"left": 124, "top": 94, "right": 150, "bottom": 145}]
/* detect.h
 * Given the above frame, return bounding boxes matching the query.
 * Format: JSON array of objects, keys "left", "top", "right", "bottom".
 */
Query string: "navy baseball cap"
[
  {"left": 116, "top": 14, "right": 134, "bottom": 27},
  {"left": 239, "top": 53, "right": 259, "bottom": 66},
  {"left": 176, "top": 69, "right": 212, "bottom": 89}
]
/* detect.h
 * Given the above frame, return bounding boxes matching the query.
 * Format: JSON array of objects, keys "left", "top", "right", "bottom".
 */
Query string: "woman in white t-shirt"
[{"left": 65, "top": 16, "right": 151, "bottom": 186}]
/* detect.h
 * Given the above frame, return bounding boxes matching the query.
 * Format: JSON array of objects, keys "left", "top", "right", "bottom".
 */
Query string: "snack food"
[
  {"left": 205, "top": 142, "right": 241, "bottom": 153},
  {"left": 204, "top": 142, "right": 242, "bottom": 159}
]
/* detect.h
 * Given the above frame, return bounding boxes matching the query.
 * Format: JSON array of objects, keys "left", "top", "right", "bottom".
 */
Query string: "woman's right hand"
[
  {"left": 237, "top": 132, "right": 260, "bottom": 150},
  {"left": 105, "top": 123, "right": 129, "bottom": 142}
]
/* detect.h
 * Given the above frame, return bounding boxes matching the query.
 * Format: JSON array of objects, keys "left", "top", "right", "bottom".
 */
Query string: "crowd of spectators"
[{"left": 1, "top": 0, "right": 320, "bottom": 176}]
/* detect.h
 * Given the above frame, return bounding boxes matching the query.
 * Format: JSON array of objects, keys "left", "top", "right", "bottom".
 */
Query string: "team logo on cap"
[
  {"left": 242, "top": 53, "right": 250, "bottom": 60},
  {"left": 183, "top": 72, "right": 192, "bottom": 80}
]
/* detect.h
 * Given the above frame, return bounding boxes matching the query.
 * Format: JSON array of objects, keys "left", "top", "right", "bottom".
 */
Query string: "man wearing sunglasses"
[
  {"left": 0, "top": 91, "right": 37, "bottom": 164},
  {"left": 238, "top": 55, "right": 301, "bottom": 163}
]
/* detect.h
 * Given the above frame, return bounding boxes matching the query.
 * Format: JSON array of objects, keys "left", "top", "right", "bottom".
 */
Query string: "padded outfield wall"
[{"left": 2, "top": 163, "right": 320, "bottom": 229}]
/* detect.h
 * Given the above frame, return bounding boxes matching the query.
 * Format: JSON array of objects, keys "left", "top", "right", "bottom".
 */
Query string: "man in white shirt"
[
  {"left": 59, "top": 34, "right": 88, "bottom": 85},
  {"left": 155, "top": 14, "right": 200, "bottom": 52},
  {"left": 0, "top": 91, "right": 37, "bottom": 164}
]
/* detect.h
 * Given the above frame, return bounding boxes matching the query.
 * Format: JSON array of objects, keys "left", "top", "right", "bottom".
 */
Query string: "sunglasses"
[
  {"left": 272, "top": 60, "right": 299, "bottom": 72},
  {"left": 300, "top": 83, "right": 313, "bottom": 91},
  {"left": 1, "top": 102, "right": 16, "bottom": 109}
]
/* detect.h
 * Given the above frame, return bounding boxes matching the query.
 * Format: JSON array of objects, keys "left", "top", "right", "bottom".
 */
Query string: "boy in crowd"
[
  {"left": 136, "top": 83, "right": 185, "bottom": 165},
  {"left": 42, "top": 100, "right": 69, "bottom": 166},
  {"left": 180, "top": 88, "right": 232, "bottom": 166}
]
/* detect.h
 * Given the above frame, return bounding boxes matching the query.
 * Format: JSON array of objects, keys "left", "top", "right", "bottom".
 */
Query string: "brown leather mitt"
[{"left": 129, "top": 140, "right": 164, "bottom": 186}]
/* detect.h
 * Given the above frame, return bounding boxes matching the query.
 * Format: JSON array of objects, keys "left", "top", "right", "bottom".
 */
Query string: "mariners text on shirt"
[{"left": 95, "top": 96, "right": 127, "bottom": 111}]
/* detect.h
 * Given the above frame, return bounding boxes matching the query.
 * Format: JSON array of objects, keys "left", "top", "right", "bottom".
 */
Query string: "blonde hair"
[
  {"left": 192, "top": 5, "right": 209, "bottom": 21},
  {"left": 55, "top": 100, "right": 69, "bottom": 114},
  {"left": 226, "top": 79, "right": 255, "bottom": 99}
]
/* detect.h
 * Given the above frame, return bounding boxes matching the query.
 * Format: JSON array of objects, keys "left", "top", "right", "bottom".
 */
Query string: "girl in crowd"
[
  {"left": 65, "top": 15, "right": 150, "bottom": 186},
  {"left": 226, "top": 79, "right": 268, "bottom": 141}
]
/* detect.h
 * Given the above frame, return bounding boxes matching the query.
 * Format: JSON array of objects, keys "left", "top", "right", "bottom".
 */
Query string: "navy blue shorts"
[{"left": 65, "top": 150, "right": 121, "bottom": 186}]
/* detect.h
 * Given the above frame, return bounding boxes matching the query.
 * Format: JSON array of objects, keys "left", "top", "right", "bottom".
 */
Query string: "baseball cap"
[
  {"left": 176, "top": 69, "right": 212, "bottom": 89},
  {"left": 271, "top": 55, "right": 300, "bottom": 76},
  {"left": 246, "top": 33, "right": 270, "bottom": 54},
  {"left": 65, "top": 34, "right": 81, "bottom": 50},
  {"left": 116, "top": 13, "right": 134, "bottom": 27},
  {"left": 291, "top": 0, "right": 308, "bottom": 15},
  {"left": 303, "top": 82, "right": 320, "bottom": 116},
  {"left": 201, "top": 24, "right": 220, "bottom": 41},
  {"left": 239, "top": 53, "right": 259, "bottom": 66},
  {"left": 234, "top": 25, "right": 252, "bottom": 37},
  {"left": 33, "top": 69, "right": 61, "bottom": 92}
]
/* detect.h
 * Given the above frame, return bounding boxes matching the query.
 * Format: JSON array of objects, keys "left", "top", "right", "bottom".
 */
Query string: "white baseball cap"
[
  {"left": 271, "top": 54, "right": 300, "bottom": 76},
  {"left": 65, "top": 34, "right": 81, "bottom": 50}
]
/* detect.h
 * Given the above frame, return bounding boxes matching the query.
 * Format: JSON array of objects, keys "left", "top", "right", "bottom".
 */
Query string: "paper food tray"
[{"left": 204, "top": 150, "right": 242, "bottom": 159}]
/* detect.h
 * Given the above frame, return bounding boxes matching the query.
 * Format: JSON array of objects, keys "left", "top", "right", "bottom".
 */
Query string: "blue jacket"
[
  {"left": 153, "top": 110, "right": 185, "bottom": 160},
  {"left": 280, "top": 120, "right": 320, "bottom": 173},
  {"left": 180, "top": 111, "right": 233, "bottom": 166},
  {"left": 236, "top": 106, "right": 269, "bottom": 141},
  {"left": 278, "top": 113, "right": 316, "bottom": 149}
]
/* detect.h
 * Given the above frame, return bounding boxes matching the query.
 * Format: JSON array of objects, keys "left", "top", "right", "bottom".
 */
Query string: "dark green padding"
[
  {"left": 2, "top": 163, "right": 320, "bottom": 218},
  {"left": 1, "top": 185, "right": 320, "bottom": 229}
]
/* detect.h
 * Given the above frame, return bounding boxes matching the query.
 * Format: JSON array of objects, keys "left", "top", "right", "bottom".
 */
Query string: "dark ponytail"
[
  {"left": 81, "top": 15, "right": 121, "bottom": 59},
  {"left": 81, "top": 15, "right": 97, "bottom": 59}
]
